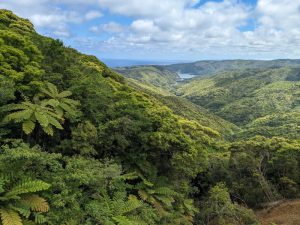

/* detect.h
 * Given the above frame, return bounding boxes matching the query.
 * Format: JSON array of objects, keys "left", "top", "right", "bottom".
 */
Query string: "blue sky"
[{"left": 1, "top": 0, "right": 300, "bottom": 62}]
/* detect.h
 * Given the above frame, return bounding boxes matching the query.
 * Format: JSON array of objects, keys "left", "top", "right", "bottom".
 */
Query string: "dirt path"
[{"left": 256, "top": 198, "right": 300, "bottom": 225}]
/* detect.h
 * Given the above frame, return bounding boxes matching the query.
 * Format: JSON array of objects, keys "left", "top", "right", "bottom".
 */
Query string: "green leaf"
[
  {"left": 3, "top": 110, "right": 33, "bottom": 123},
  {"left": 42, "top": 126, "right": 53, "bottom": 136},
  {"left": 0, "top": 208, "right": 22, "bottom": 225},
  {"left": 34, "top": 112, "right": 49, "bottom": 127},
  {"left": 47, "top": 116, "right": 63, "bottom": 130},
  {"left": 58, "top": 90, "right": 72, "bottom": 98},
  {"left": 41, "top": 99, "right": 59, "bottom": 108},
  {"left": 22, "top": 120, "right": 35, "bottom": 135},
  {"left": 5, "top": 180, "right": 50, "bottom": 199}
]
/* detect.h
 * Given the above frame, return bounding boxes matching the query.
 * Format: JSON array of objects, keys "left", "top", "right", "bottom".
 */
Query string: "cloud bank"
[{"left": 1, "top": 0, "right": 300, "bottom": 60}]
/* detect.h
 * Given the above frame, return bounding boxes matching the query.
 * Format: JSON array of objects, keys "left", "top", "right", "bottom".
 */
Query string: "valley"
[{"left": 116, "top": 63, "right": 300, "bottom": 139}]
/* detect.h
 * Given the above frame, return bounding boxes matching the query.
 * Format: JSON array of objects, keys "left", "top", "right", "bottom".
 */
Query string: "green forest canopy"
[{"left": 0, "top": 9, "right": 299, "bottom": 225}]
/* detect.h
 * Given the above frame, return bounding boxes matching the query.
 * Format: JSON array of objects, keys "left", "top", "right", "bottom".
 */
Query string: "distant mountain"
[
  {"left": 164, "top": 59, "right": 300, "bottom": 77},
  {"left": 103, "top": 58, "right": 188, "bottom": 67}
]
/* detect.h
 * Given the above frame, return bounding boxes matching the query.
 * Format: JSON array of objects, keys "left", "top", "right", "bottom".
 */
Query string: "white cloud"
[
  {"left": 1, "top": 0, "right": 300, "bottom": 59},
  {"left": 256, "top": 0, "right": 300, "bottom": 29},
  {"left": 85, "top": 10, "right": 103, "bottom": 20},
  {"left": 90, "top": 22, "right": 124, "bottom": 33},
  {"left": 131, "top": 20, "right": 160, "bottom": 33},
  {"left": 97, "top": 0, "right": 199, "bottom": 17}
]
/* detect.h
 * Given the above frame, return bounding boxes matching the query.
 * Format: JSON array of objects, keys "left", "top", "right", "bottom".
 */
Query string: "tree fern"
[
  {"left": 2, "top": 83, "right": 78, "bottom": 136},
  {"left": 136, "top": 182, "right": 178, "bottom": 216},
  {"left": 86, "top": 190, "right": 151, "bottom": 225},
  {"left": 40, "top": 82, "right": 79, "bottom": 117},
  {"left": 0, "top": 175, "right": 50, "bottom": 225},
  {"left": 3, "top": 100, "right": 63, "bottom": 136}
]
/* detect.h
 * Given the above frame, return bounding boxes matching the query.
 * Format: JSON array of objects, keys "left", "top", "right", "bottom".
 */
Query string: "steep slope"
[
  {"left": 115, "top": 66, "right": 239, "bottom": 138},
  {"left": 0, "top": 9, "right": 223, "bottom": 225},
  {"left": 178, "top": 67, "right": 300, "bottom": 138},
  {"left": 153, "top": 96, "right": 240, "bottom": 138},
  {"left": 165, "top": 59, "right": 300, "bottom": 77}
]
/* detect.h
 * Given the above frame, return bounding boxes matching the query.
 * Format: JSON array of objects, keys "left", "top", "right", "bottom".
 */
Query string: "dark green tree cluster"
[{"left": 195, "top": 136, "right": 300, "bottom": 210}]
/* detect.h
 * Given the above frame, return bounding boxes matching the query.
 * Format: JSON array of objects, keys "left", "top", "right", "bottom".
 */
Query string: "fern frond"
[
  {"left": 34, "top": 112, "right": 49, "bottom": 128},
  {"left": 5, "top": 180, "right": 50, "bottom": 199},
  {"left": 47, "top": 116, "right": 63, "bottom": 130},
  {"left": 138, "top": 190, "right": 149, "bottom": 201},
  {"left": 33, "top": 213, "right": 46, "bottom": 224},
  {"left": 121, "top": 195, "right": 142, "bottom": 214},
  {"left": 58, "top": 91, "right": 72, "bottom": 98},
  {"left": 42, "top": 126, "right": 53, "bottom": 136},
  {"left": 3, "top": 110, "right": 33, "bottom": 123},
  {"left": 0, "top": 208, "right": 22, "bottom": 225},
  {"left": 113, "top": 215, "right": 137, "bottom": 225},
  {"left": 10, "top": 206, "right": 30, "bottom": 218},
  {"left": 120, "top": 172, "right": 139, "bottom": 181},
  {"left": 127, "top": 215, "right": 148, "bottom": 225},
  {"left": 0, "top": 104, "right": 29, "bottom": 112},
  {"left": 41, "top": 99, "right": 59, "bottom": 108},
  {"left": 21, "top": 195, "right": 49, "bottom": 212},
  {"left": 59, "top": 103, "right": 76, "bottom": 115},
  {"left": 22, "top": 120, "right": 35, "bottom": 135},
  {"left": 155, "top": 196, "right": 174, "bottom": 207}
]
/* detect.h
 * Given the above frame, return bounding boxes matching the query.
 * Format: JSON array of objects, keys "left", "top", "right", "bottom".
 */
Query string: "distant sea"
[
  {"left": 178, "top": 73, "right": 196, "bottom": 79},
  {"left": 102, "top": 58, "right": 189, "bottom": 68}
]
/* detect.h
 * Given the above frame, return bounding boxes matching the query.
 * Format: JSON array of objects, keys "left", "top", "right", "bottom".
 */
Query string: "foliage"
[
  {"left": 197, "top": 183, "right": 259, "bottom": 225},
  {"left": 2, "top": 100, "right": 63, "bottom": 136},
  {"left": 1, "top": 9, "right": 300, "bottom": 225},
  {"left": 178, "top": 67, "right": 300, "bottom": 137},
  {"left": 115, "top": 66, "right": 180, "bottom": 94},
  {"left": 86, "top": 191, "right": 157, "bottom": 225},
  {"left": 228, "top": 136, "right": 300, "bottom": 206},
  {"left": 0, "top": 173, "right": 50, "bottom": 225},
  {"left": 164, "top": 59, "right": 300, "bottom": 77},
  {"left": 40, "top": 82, "right": 79, "bottom": 118}
]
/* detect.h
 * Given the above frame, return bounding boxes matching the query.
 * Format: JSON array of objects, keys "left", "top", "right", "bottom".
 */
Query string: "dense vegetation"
[
  {"left": 164, "top": 59, "right": 300, "bottom": 77},
  {"left": 178, "top": 67, "right": 300, "bottom": 138},
  {"left": 115, "top": 66, "right": 180, "bottom": 95},
  {"left": 0, "top": 9, "right": 299, "bottom": 225}
]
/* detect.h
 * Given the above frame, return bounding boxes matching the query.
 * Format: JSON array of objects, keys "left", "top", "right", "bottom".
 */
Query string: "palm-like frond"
[
  {"left": 86, "top": 190, "right": 148, "bottom": 225},
  {"left": 3, "top": 100, "right": 64, "bottom": 136},
  {"left": 4, "top": 180, "right": 50, "bottom": 200},
  {"left": 0, "top": 208, "right": 22, "bottom": 225},
  {"left": 21, "top": 195, "right": 49, "bottom": 212},
  {"left": 3, "top": 83, "right": 78, "bottom": 136},
  {"left": 0, "top": 176, "right": 50, "bottom": 225},
  {"left": 40, "top": 82, "right": 79, "bottom": 117}
]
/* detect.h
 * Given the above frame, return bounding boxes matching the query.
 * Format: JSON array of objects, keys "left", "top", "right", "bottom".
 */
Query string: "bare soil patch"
[{"left": 256, "top": 199, "right": 300, "bottom": 225}]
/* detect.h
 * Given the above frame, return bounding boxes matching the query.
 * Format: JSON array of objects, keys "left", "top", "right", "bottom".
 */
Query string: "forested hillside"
[
  {"left": 164, "top": 59, "right": 300, "bottom": 77},
  {"left": 178, "top": 67, "right": 300, "bottom": 138},
  {"left": 0, "top": 9, "right": 299, "bottom": 225},
  {"left": 115, "top": 66, "right": 180, "bottom": 94}
]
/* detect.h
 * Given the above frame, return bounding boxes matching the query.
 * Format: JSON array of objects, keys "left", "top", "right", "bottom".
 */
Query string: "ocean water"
[{"left": 178, "top": 73, "right": 196, "bottom": 79}]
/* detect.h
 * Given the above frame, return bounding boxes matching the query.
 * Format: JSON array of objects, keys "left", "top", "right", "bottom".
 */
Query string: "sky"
[{"left": 1, "top": 0, "right": 300, "bottom": 62}]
